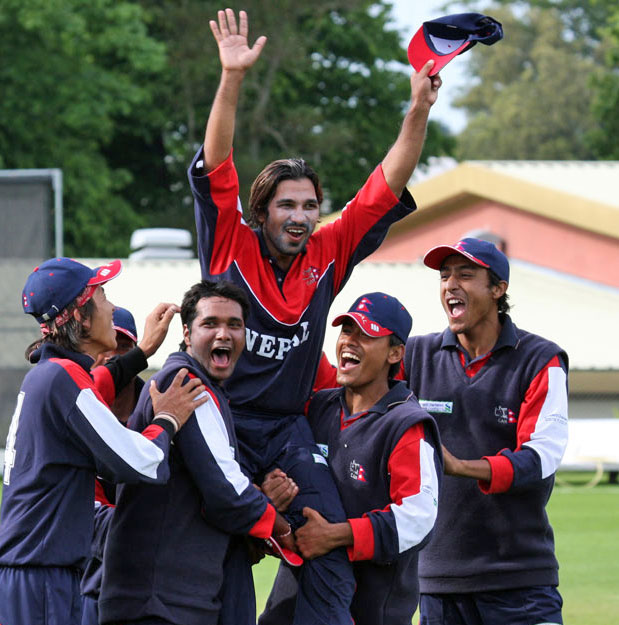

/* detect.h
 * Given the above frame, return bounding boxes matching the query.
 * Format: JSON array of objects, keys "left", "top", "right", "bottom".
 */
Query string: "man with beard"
[{"left": 188, "top": 10, "right": 442, "bottom": 623}]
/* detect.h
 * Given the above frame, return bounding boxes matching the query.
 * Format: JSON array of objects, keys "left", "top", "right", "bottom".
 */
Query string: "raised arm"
[
  {"left": 204, "top": 9, "right": 267, "bottom": 171},
  {"left": 381, "top": 60, "right": 442, "bottom": 197}
]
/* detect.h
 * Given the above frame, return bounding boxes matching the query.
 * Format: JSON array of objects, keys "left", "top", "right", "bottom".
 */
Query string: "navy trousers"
[
  {"left": 235, "top": 411, "right": 355, "bottom": 625},
  {"left": 419, "top": 586, "right": 563, "bottom": 625},
  {"left": 0, "top": 565, "right": 82, "bottom": 625}
]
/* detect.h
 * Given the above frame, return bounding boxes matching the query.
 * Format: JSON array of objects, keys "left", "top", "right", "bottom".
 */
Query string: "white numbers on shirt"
[{"left": 3, "top": 392, "right": 25, "bottom": 486}]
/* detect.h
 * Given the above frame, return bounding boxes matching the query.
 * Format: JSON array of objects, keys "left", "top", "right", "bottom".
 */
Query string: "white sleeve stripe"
[
  {"left": 76, "top": 388, "right": 164, "bottom": 480},
  {"left": 391, "top": 439, "right": 439, "bottom": 553},
  {"left": 194, "top": 397, "right": 250, "bottom": 496},
  {"left": 523, "top": 366, "right": 569, "bottom": 478}
]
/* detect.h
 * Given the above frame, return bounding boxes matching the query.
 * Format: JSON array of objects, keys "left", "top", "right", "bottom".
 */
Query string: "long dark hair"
[
  {"left": 24, "top": 296, "right": 96, "bottom": 361},
  {"left": 248, "top": 158, "right": 322, "bottom": 227}
]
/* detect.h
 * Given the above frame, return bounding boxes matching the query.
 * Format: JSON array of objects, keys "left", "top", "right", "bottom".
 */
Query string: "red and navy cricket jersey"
[
  {"left": 404, "top": 315, "right": 569, "bottom": 593},
  {"left": 0, "top": 344, "right": 174, "bottom": 569},
  {"left": 189, "top": 150, "right": 416, "bottom": 417}
]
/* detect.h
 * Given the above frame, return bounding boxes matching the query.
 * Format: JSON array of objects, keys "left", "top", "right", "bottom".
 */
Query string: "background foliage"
[{"left": 0, "top": 0, "right": 616, "bottom": 256}]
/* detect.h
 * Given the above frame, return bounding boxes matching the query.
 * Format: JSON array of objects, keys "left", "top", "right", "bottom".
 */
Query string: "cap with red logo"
[
  {"left": 332, "top": 292, "right": 412, "bottom": 343},
  {"left": 423, "top": 237, "right": 509, "bottom": 282},
  {"left": 22, "top": 257, "right": 122, "bottom": 325}
]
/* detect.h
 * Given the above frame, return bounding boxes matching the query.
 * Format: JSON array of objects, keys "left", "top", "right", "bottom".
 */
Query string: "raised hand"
[
  {"left": 209, "top": 9, "right": 267, "bottom": 73},
  {"left": 410, "top": 60, "right": 442, "bottom": 110}
]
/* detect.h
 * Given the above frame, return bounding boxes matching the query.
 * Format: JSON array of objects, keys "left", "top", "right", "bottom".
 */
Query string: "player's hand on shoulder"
[
  {"left": 149, "top": 368, "right": 208, "bottom": 431},
  {"left": 209, "top": 9, "right": 267, "bottom": 72},
  {"left": 261, "top": 468, "right": 298, "bottom": 512}
]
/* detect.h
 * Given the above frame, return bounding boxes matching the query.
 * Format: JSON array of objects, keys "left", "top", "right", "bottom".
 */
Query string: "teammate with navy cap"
[
  {"left": 0, "top": 258, "right": 208, "bottom": 625},
  {"left": 189, "top": 10, "right": 442, "bottom": 623},
  {"left": 261, "top": 292, "right": 442, "bottom": 625},
  {"left": 403, "top": 238, "right": 568, "bottom": 625}
]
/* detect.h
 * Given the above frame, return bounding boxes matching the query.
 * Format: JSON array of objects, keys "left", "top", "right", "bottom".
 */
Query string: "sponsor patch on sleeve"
[{"left": 312, "top": 453, "right": 328, "bottom": 466}]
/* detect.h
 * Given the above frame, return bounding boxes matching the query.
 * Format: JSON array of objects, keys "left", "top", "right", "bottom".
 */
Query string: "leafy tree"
[
  {"left": 588, "top": 4, "right": 619, "bottom": 158},
  {"left": 0, "top": 0, "right": 166, "bottom": 256},
  {"left": 132, "top": 0, "right": 455, "bottom": 225},
  {"left": 453, "top": 5, "right": 598, "bottom": 160}
]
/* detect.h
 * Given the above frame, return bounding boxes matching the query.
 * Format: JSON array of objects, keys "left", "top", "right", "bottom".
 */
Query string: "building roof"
[
  {"left": 88, "top": 258, "right": 619, "bottom": 377},
  {"left": 320, "top": 160, "right": 619, "bottom": 240},
  {"left": 468, "top": 160, "right": 619, "bottom": 208}
]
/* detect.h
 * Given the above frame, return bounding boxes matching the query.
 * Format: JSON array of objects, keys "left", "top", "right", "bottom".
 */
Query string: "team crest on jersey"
[
  {"left": 349, "top": 460, "right": 367, "bottom": 482},
  {"left": 495, "top": 405, "right": 517, "bottom": 424},
  {"left": 302, "top": 266, "right": 320, "bottom": 286}
]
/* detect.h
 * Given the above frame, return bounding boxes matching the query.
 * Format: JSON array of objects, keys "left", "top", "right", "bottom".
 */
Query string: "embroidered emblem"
[
  {"left": 349, "top": 460, "right": 367, "bottom": 482},
  {"left": 495, "top": 405, "right": 517, "bottom": 424},
  {"left": 302, "top": 266, "right": 320, "bottom": 286}
]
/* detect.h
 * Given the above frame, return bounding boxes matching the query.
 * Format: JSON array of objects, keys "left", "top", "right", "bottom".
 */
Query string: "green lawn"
[{"left": 1, "top": 476, "right": 618, "bottom": 622}]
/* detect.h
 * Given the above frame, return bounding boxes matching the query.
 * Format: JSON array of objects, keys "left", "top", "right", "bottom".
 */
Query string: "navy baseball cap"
[
  {"left": 113, "top": 307, "right": 138, "bottom": 343},
  {"left": 332, "top": 292, "right": 412, "bottom": 343},
  {"left": 408, "top": 13, "right": 503, "bottom": 76},
  {"left": 22, "top": 257, "right": 122, "bottom": 324},
  {"left": 424, "top": 238, "right": 510, "bottom": 282}
]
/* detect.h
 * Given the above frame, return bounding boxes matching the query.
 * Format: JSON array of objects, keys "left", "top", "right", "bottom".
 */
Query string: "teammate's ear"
[
  {"left": 183, "top": 324, "right": 191, "bottom": 348},
  {"left": 387, "top": 343, "right": 405, "bottom": 365},
  {"left": 491, "top": 280, "right": 508, "bottom": 301},
  {"left": 73, "top": 308, "right": 89, "bottom": 328}
]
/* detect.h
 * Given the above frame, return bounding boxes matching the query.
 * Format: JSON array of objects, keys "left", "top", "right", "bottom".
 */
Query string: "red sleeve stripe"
[
  {"left": 141, "top": 424, "right": 164, "bottom": 441},
  {"left": 479, "top": 453, "right": 514, "bottom": 493},
  {"left": 92, "top": 365, "right": 115, "bottom": 407},
  {"left": 94, "top": 478, "right": 113, "bottom": 506},
  {"left": 187, "top": 373, "right": 220, "bottom": 410},
  {"left": 347, "top": 516, "right": 375, "bottom": 561},
  {"left": 51, "top": 358, "right": 107, "bottom": 404},
  {"left": 516, "top": 355, "right": 561, "bottom": 448},
  {"left": 516, "top": 355, "right": 568, "bottom": 478},
  {"left": 248, "top": 503, "right": 276, "bottom": 539}
]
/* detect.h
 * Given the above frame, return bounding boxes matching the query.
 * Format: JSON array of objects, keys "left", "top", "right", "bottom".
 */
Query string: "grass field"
[
  {"left": 1, "top": 474, "right": 618, "bottom": 622},
  {"left": 253, "top": 473, "right": 619, "bottom": 624}
]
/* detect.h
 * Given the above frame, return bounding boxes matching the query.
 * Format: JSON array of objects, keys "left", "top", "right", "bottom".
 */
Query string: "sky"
[{"left": 389, "top": 0, "right": 469, "bottom": 132}]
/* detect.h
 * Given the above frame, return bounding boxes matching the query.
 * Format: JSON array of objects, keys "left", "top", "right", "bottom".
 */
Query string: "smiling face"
[
  {"left": 335, "top": 321, "right": 402, "bottom": 395},
  {"left": 439, "top": 255, "right": 507, "bottom": 340},
  {"left": 258, "top": 178, "right": 320, "bottom": 271},
  {"left": 80, "top": 286, "right": 116, "bottom": 359},
  {"left": 183, "top": 296, "right": 245, "bottom": 383}
]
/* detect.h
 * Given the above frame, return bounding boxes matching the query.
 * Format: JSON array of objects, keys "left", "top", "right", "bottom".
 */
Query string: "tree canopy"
[
  {"left": 1, "top": 1, "right": 455, "bottom": 256},
  {"left": 451, "top": 0, "right": 617, "bottom": 161},
  {"left": 0, "top": 0, "right": 167, "bottom": 256}
]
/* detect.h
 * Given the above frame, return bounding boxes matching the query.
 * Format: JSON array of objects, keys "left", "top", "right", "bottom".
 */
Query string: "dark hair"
[
  {"left": 248, "top": 158, "right": 323, "bottom": 228},
  {"left": 179, "top": 280, "right": 250, "bottom": 351},
  {"left": 488, "top": 269, "right": 511, "bottom": 315},
  {"left": 388, "top": 334, "right": 405, "bottom": 379},
  {"left": 24, "top": 296, "right": 96, "bottom": 361}
]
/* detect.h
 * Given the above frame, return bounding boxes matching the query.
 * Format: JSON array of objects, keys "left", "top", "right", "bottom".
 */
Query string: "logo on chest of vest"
[
  {"left": 495, "top": 405, "right": 517, "bottom": 424},
  {"left": 349, "top": 460, "right": 367, "bottom": 482}
]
